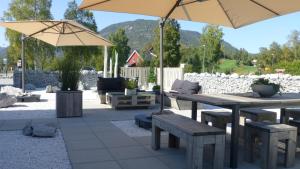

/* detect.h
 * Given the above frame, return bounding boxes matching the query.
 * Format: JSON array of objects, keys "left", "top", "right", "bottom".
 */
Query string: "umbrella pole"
[
  {"left": 21, "top": 34, "right": 25, "bottom": 93},
  {"left": 159, "top": 19, "right": 165, "bottom": 112}
]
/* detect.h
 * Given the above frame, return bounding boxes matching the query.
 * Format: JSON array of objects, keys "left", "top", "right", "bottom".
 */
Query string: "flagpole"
[{"left": 21, "top": 34, "right": 25, "bottom": 93}]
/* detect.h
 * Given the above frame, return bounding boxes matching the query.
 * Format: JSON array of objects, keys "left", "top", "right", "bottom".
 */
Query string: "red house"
[{"left": 126, "top": 50, "right": 144, "bottom": 67}]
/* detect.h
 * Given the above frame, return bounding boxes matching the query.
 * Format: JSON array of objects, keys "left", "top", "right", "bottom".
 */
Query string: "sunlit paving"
[{"left": 1, "top": 0, "right": 300, "bottom": 169}]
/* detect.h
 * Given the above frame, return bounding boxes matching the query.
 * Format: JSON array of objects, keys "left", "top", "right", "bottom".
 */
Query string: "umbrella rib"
[
  {"left": 80, "top": 0, "right": 111, "bottom": 10},
  {"left": 66, "top": 22, "right": 112, "bottom": 45},
  {"left": 28, "top": 21, "right": 62, "bottom": 38},
  {"left": 165, "top": 0, "right": 183, "bottom": 20},
  {"left": 65, "top": 23, "right": 86, "bottom": 45},
  {"left": 216, "top": 0, "right": 235, "bottom": 28},
  {"left": 178, "top": 0, "right": 207, "bottom": 7},
  {"left": 40, "top": 21, "right": 61, "bottom": 33},
  {"left": 249, "top": 0, "right": 280, "bottom": 16}
]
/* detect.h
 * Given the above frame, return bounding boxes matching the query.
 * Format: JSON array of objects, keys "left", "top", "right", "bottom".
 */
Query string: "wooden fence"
[{"left": 121, "top": 66, "right": 184, "bottom": 90}]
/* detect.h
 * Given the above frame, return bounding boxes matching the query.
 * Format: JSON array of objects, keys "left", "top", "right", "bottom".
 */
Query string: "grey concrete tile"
[
  {"left": 62, "top": 132, "right": 98, "bottom": 142},
  {"left": 98, "top": 132, "right": 139, "bottom": 148},
  {"left": 143, "top": 145, "right": 186, "bottom": 157},
  {"left": 66, "top": 139, "right": 105, "bottom": 150},
  {"left": 0, "top": 119, "right": 31, "bottom": 131},
  {"left": 68, "top": 149, "right": 113, "bottom": 164},
  {"left": 108, "top": 146, "right": 153, "bottom": 160},
  {"left": 72, "top": 161, "right": 122, "bottom": 169},
  {"left": 157, "top": 154, "right": 187, "bottom": 169},
  {"left": 134, "top": 135, "right": 169, "bottom": 146},
  {"left": 118, "top": 157, "right": 170, "bottom": 169}
]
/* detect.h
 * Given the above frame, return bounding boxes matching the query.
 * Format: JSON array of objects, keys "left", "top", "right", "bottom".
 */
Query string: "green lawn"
[{"left": 217, "top": 59, "right": 257, "bottom": 75}]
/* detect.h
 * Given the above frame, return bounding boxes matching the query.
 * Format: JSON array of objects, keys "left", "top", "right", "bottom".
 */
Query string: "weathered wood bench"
[
  {"left": 289, "top": 119, "right": 300, "bottom": 147},
  {"left": 152, "top": 114, "right": 226, "bottom": 169},
  {"left": 201, "top": 110, "right": 232, "bottom": 130},
  {"left": 245, "top": 121, "right": 297, "bottom": 169},
  {"left": 286, "top": 108, "right": 300, "bottom": 120},
  {"left": 240, "top": 108, "right": 277, "bottom": 125}
]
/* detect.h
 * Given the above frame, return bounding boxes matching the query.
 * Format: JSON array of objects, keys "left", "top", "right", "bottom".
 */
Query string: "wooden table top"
[{"left": 173, "top": 93, "right": 300, "bottom": 108}]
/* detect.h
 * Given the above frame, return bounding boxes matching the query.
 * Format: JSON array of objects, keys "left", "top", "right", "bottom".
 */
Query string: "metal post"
[
  {"left": 21, "top": 34, "right": 25, "bottom": 93},
  {"left": 202, "top": 44, "right": 205, "bottom": 73},
  {"left": 114, "top": 51, "right": 118, "bottom": 78},
  {"left": 159, "top": 19, "right": 165, "bottom": 112}
]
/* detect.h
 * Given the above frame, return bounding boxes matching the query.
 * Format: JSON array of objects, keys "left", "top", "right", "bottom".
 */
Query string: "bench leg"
[
  {"left": 187, "top": 136, "right": 204, "bottom": 169},
  {"left": 244, "top": 129, "right": 255, "bottom": 163},
  {"left": 261, "top": 133, "right": 278, "bottom": 169},
  {"left": 213, "top": 135, "right": 225, "bottom": 169},
  {"left": 168, "top": 133, "right": 180, "bottom": 148},
  {"left": 152, "top": 125, "right": 161, "bottom": 150},
  {"left": 285, "top": 131, "right": 297, "bottom": 168}
]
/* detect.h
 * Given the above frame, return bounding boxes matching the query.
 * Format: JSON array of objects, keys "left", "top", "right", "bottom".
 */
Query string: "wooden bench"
[
  {"left": 201, "top": 110, "right": 232, "bottom": 130},
  {"left": 286, "top": 108, "right": 300, "bottom": 120},
  {"left": 152, "top": 114, "right": 226, "bottom": 169},
  {"left": 289, "top": 119, "right": 300, "bottom": 147},
  {"left": 245, "top": 122, "right": 297, "bottom": 169},
  {"left": 240, "top": 108, "right": 277, "bottom": 125}
]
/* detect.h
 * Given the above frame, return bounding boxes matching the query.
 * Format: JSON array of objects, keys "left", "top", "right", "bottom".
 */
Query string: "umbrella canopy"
[
  {"left": 0, "top": 20, "right": 113, "bottom": 46},
  {"left": 79, "top": 0, "right": 300, "bottom": 28}
]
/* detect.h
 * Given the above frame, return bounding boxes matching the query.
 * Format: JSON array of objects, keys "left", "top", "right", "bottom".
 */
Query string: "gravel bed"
[{"left": 0, "top": 130, "right": 71, "bottom": 169}]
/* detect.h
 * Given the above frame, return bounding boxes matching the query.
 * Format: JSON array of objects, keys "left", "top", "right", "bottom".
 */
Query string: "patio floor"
[{"left": 0, "top": 90, "right": 300, "bottom": 169}]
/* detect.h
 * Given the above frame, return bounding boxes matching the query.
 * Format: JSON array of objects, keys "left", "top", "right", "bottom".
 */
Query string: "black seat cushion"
[
  {"left": 180, "top": 80, "right": 200, "bottom": 94},
  {"left": 171, "top": 79, "right": 184, "bottom": 91}
]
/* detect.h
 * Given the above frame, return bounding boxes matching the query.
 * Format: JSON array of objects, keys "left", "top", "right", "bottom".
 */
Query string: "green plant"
[
  {"left": 251, "top": 78, "right": 281, "bottom": 92},
  {"left": 148, "top": 66, "right": 156, "bottom": 83},
  {"left": 126, "top": 79, "right": 138, "bottom": 90},
  {"left": 59, "top": 56, "right": 81, "bottom": 91},
  {"left": 152, "top": 85, "right": 160, "bottom": 91}
]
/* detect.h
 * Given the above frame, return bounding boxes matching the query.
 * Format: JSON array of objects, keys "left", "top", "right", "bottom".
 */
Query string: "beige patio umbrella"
[
  {"left": 79, "top": 0, "right": 300, "bottom": 111},
  {"left": 0, "top": 20, "right": 113, "bottom": 92},
  {"left": 79, "top": 1, "right": 300, "bottom": 168}
]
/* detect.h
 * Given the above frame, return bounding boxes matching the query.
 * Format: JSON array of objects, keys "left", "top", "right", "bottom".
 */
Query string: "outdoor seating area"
[{"left": 1, "top": 1, "right": 300, "bottom": 169}]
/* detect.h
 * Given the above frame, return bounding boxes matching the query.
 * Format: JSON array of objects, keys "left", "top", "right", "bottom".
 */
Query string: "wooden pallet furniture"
[
  {"left": 289, "top": 119, "right": 300, "bottom": 147},
  {"left": 201, "top": 110, "right": 232, "bottom": 130},
  {"left": 152, "top": 114, "right": 226, "bottom": 169},
  {"left": 245, "top": 121, "right": 297, "bottom": 169},
  {"left": 106, "top": 92, "right": 155, "bottom": 109},
  {"left": 286, "top": 108, "right": 300, "bottom": 120}
]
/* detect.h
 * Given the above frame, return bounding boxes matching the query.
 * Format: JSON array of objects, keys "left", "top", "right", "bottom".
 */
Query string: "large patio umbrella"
[
  {"left": 79, "top": 0, "right": 300, "bottom": 168},
  {"left": 79, "top": 0, "right": 300, "bottom": 111},
  {"left": 0, "top": 20, "right": 113, "bottom": 93}
]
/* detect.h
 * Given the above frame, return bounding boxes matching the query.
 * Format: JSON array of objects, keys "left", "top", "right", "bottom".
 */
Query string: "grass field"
[{"left": 217, "top": 59, "right": 257, "bottom": 75}]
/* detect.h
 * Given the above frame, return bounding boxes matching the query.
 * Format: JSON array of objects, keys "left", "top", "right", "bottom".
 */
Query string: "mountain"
[
  {"left": 100, "top": 19, "right": 238, "bottom": 55},
  {"left": 0, "top": 47, "right": 7, "bottom": 58}
]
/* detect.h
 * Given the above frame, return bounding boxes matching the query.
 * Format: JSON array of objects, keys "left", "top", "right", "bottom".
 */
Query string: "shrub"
[
  {"left": 59, "top": 56, "right": 81, "bottom": 91},
  {"left": 126, "top": 79, "right": 138, "bottom": 89}
]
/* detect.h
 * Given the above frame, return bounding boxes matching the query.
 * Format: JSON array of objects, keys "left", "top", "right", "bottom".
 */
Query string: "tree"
[
  {"left": 180, "top": 46, "right": 201, "bottom": 73},
  {"left": 108, "top": 28, "right": 131, "bottom": 67},
  {"left": 234, "top": 48, "right": 251, "bottom": 66},
  {"left": 287, "top": 30, "right": 300, "bottom": 59},
  {"left": 63, "top": 0, "right": 101, "bottom": 68},
  {"left": 4, "top": 0, "right": 55, "bottom": 70},
  {"left": 199, "top": 25, "right": 224, "bottom": 72},
  {"left": 152, "top": 19, "right": 181, "bottom": 67}
]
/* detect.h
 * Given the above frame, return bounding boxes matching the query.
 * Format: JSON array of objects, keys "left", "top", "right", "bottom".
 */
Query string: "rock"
[
  {"left": 0, "top": 86, "right": 22, "bottom": 96},
  {"left": 25, "top": 83, "right": 36, "bottom": 90},
  {"left": 22, "top": 122, "right": 33, "bottom": 136},
  {"left": 52, "top": 86, "right": 59, "bottom": 93},
  {"left": 32, "top": 124, "right": 57, "bottom": 137},
  {"left": 0, "top": 93, "right": 17, "bottom": 108},
  {"left": 46, "top": 85, "right": 52, "bottom": 93}
]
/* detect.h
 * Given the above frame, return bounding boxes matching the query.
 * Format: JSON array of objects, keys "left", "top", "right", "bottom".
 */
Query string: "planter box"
[{"left": 56, "top": 90, "right": 82, "bottom": 118}]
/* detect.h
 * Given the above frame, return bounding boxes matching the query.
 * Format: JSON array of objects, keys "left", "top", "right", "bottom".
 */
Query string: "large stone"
[
  {"left": 0, "top": 93, "right": 17, "bottom": 108},
  {"left": 0, "top": 86, "right": 22, "bottom": 96},
  {"left": 22, "top": 122, "right": 33, "bottom": 136},
  {"left": 32, "top": 124, "right": 57, "bottom": 137}
]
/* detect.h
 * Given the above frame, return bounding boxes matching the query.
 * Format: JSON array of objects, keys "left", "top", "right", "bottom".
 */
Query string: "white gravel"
[{"left": 0, "top": 130, "right": 71, "bottom": 169}]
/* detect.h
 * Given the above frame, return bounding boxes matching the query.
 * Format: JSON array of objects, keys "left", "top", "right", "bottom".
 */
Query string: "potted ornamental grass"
[
  {"left": 56, "top": 55, "right": 82, "bottom": 118},
  {"left": 147, "top": 66, "right": 156, "bottom": 90},
  {"left": 251, "top": 78, "right": 281, "bottom": 98},
  {"left": 125, "top": 79, "right": 138, "bottom": 96}
]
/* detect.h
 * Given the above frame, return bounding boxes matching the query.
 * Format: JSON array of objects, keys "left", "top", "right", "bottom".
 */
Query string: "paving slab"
[
  {"left": 66, "top": 139, "right": 105, "bottom": 150},
  {"left": 68, "top": 149, "right": 113, "bottom": 164},
  {"left": 157, "top": 154, "right": 187, "bottom": 169},
  {"left": 97, "top": 132, "right": 139, "bottom": 148},
  {"left": 108, "top": 146, "right": 154, "bottom": 160},
  {"left": 118, "top": 157, "right": 170, "bottom": 169},
  {"left": 72, "top": 161, "right": 122, "bottom": 169}
]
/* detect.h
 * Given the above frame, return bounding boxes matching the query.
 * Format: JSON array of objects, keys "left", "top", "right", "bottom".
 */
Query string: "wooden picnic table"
[{"left": 171, "top": 92, "right": 300, "bottom": 169}]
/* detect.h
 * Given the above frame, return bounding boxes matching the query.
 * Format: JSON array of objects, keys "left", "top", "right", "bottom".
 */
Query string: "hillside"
[{"left": 100, "top": 19, "right": 238, "bottom": 55}]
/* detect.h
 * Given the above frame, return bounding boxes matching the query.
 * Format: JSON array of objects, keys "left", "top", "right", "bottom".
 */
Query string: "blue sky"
[{"left": 0, "top": 0, "right": 300, "bottom": 54}]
